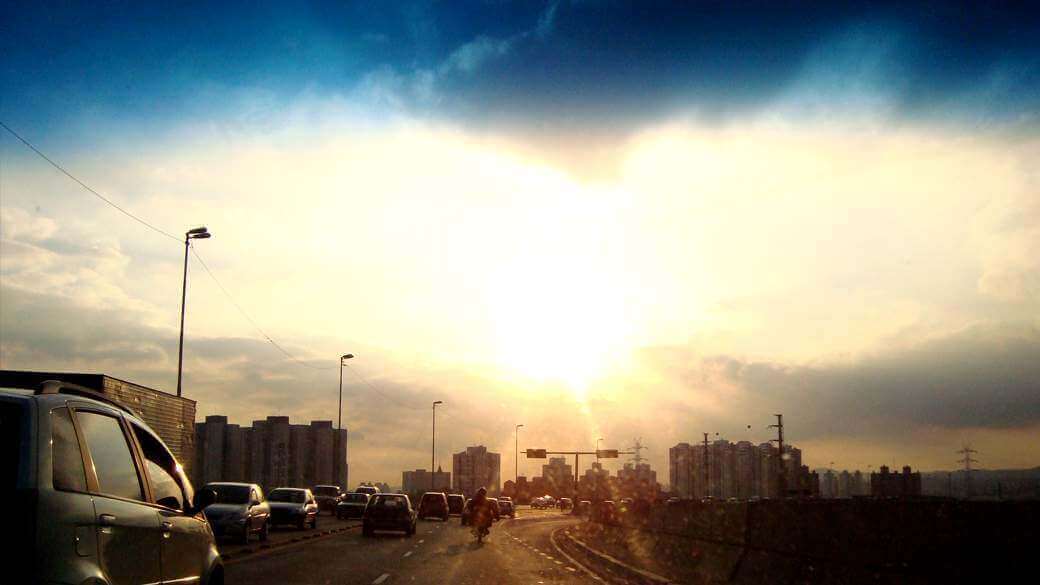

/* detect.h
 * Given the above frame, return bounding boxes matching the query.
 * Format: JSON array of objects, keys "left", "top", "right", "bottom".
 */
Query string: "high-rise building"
[
  {"left": 734, "top": 441, "right": 756, "bottom": 499},
  {"left": 194, "top": 415, "right": 347, "bottom": 491},
  {"left": 669, "top": 443, "right": 695, "bottom": 497},
  {"left": 618, "top": 462, "right": 657, "bottom": 485},
  {"left": 452, "top": 446, "right": 501, "bottom": 496},
  {"left": 402, "top": 466, "right": 451, "bottom": 494},
  {"left": 838, "top": 470, "right": 852, "bottom": 498},
  {"left": 541, "top": 457, "right": 574, "bottom": 496},
  {"left": 871, "top": 465, "right": 922, "bottom": 498}
]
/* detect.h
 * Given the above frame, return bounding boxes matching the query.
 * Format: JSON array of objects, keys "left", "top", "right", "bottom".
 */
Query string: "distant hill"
[{"left": 920, "top": 467, "right": 1040, "bottom": 499}]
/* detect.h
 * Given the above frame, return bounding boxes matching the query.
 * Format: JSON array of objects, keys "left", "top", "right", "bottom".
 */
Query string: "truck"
[{"left": 0, "top": 369, "right": 197, "bottom": 479}]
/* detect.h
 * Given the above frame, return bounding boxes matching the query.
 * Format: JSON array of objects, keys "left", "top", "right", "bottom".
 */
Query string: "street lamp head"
[
  {"left": 341, "top": 353, "right": 354, "bottom": 360},
  {"left": 186, "top": 226, "right": 209, "bottom": 236},
  {"left": 190, "top": 232, "right": 212, "bottom": 240},
  {"left": 517, "top": 424, "right": 524, "bottom": 429},
  {"left": 433, "top": 400, "right": 443, "bottom": 406}
]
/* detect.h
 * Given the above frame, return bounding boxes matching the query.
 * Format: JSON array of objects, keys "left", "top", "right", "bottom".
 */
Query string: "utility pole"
[
  {"left": 628, "top": 438, "right": 646, "bottom": 465},
  {"left": 956, "top": 445, "right": 978, "bottom": 499},
  {"left": 431, "top": 401, "right": 443, "bottom": 491},
  {"left": 515, "top": 424, "right": 524, "bottom": 488},
  {"left": 703, "top": 433, "right": 710, "bottom": 499},
  {"left": 769, "top": 414, "right": 786, "bottom": 498}
]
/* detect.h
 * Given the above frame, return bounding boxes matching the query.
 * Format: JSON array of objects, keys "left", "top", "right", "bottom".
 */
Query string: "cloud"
[
  {"left": 639, "top": 321, "right": 1040, "bottom": 437},
  {"left": 440, "top": 36, "right": 514, "bottom": 75}
]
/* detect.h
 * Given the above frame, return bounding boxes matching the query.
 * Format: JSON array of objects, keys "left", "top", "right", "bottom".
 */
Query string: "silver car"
[
  {"left": 202, "top": 482, "right": 271, "bottom": 543},
  {"left": 4, "top": 380, "right": 223, "bottom": 584}
]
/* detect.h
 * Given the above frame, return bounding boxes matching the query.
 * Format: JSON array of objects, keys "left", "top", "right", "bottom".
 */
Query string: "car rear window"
[
  {"left": 269, "top": 489, "right": 306, "bottom": 503},
  {"left": 345, "top": 493, "right": 369, "bottom": 503},
  {"left": 208, "top": 484, "right": 250, "bottom": 504},
  {"left": 51, "top": 407, "right": 87, "bottom": 492},
  {"left": 313, "top": 486, "right": 339, "bottom": 496},
  {"left": 372, "top": 495, "right": 406, "bottom": 507}
]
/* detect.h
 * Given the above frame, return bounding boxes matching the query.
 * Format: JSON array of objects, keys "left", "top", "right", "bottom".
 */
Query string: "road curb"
[
  {"left": 554, "top": 528, "right": 676, "bottom": 584},
  {"left": 221, "top": 525, "right": 359, "bottom": 564}
]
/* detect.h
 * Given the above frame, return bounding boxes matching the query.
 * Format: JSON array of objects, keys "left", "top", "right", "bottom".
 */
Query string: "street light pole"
[
  {"left": 176, "top": 227, "right": 211, "bottom": 397},
  {"left": 334, "top": 354, "right": 353, "bottom": 490},
  {"left": 432, "top": 401, "right": 443, "bottom": 491},
  {"left": 515, "top": 424, "right": 524, "bottom": 488},
  {"left": 338, "top": 354, "right": 354, "bottom": 431}
]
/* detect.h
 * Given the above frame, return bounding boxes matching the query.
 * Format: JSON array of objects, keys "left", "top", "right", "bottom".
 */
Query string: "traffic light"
[
  {"left": 596, "top": 449, "right": 619, "bottom": 459},
  {"left": 526, "top": 449, "right": 547, "bottom": 459}
]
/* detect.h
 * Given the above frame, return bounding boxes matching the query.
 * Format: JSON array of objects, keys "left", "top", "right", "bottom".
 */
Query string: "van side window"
[
  {"left": 76, "top": 411, "right": 144, "bottom": 501},
  {"left": 132, "top": 423, "right": 187, "bottom": 510},
  {"left": 51, "top": 407, "right": 87, "bottom": 492}
]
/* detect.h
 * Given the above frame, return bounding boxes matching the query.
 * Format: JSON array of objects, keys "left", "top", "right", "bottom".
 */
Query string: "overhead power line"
[
  {"left": 0, "top": 120, "right": 344, "bottom": 375},
  {"left": 188, "top": 247, "right": 335, "bottom": 371},
  {"left": 343, "top": 363, "right": 424, "bottom": 410},
  {"left": 0, "top": 121, "right": 182, "bottom": 243}
]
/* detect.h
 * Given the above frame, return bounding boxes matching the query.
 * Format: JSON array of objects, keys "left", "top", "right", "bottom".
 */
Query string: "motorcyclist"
[{"left": 470, "top": 487, "right": 494, "bottom": 542}]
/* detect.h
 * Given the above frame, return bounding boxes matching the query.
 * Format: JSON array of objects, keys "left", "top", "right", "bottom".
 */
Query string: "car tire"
[
  {"left": 311, "top": 516, "right": 318, "bottom": 529},
  {"left": 259, "top": 520, "right": 269, "bottom": 541}
]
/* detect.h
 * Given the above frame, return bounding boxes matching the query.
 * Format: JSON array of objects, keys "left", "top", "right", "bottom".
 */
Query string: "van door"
[
  {"left": 130, "top": 422, "right": 214, "bottom": 585},
  {"left": 74, "top": 408, "right": 162, "bottom": 585},
  {"left": 33, "top": 406, "right": 100, "bottom": 584}
]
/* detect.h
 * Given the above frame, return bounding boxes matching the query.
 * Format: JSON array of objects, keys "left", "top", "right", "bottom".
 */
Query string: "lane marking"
[
  {"left": 372, "top": 574, "right": 390, "bottom": 585},
  {"left": 418, "top": 539, "right": 425, "bottom": 544},
  {"left": 402, "top": 551, "right": 413, "bottom": 558}
]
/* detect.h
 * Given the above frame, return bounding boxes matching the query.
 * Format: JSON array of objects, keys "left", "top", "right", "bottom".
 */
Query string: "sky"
[{"left": 1, "top": 1, "right": 1038, "bottom": 487}]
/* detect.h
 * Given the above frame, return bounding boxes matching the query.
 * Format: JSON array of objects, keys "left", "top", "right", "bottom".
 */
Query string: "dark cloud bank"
[{"left": 641, "top": 321, "right": 1040, "bottom": 439}]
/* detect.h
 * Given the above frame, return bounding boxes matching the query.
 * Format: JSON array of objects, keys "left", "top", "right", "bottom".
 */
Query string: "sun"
[{"left": 487, "top": 254, "right": 632, "bottom": 395}]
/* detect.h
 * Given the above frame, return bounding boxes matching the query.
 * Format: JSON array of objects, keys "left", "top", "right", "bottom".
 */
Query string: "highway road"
[{"left": 225, "top": 508, "right": 596, "bottom": 584}]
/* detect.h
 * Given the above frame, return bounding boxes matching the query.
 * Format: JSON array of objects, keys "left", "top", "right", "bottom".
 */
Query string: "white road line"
[
  {"left": 372, "top": 573, "right": 390, "bottom": 585},
  {"left": 402, "top": 551, "right": 413, "bottom": 558},
  {"left": 418, "top": 539, "right": 425, "bottom": 543},
  {"left": 555, "top": 561, "right": 563, "bottom": 565}
]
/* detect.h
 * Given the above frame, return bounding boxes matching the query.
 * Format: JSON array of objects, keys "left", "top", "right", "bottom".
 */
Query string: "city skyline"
[{"left": 3, "top": 1, "right": 1039, "bottom": 485}]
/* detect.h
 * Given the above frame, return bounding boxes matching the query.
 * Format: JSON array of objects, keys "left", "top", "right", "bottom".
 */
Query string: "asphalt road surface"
[{"left": 225, "top": 509, "right": 594, "bottom": 584}]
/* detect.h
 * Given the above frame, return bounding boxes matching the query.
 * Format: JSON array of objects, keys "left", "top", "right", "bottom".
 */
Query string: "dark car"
[
  {"left": 498, "top": 499, "right": 516, "bottom": 518},
  {"left": 573, "top": 500, "right": 592, "bottom": 516},
  {"left": 363, "top": 493, "right": 416, "bottom": 536},
  {"left": 312, "top": 484, "right": 343, "bottom": 514},
  {"left": 2, "top": 381, "right": 223, "bottom": 585},
  {"left": 594, "top": 500, "right": 618, "bottom": 525},
  {"left": 336, "top": 492, "right": 371, "bottom": 519},
  {"left": 418, "top": 492, "right": 449, "bottom": 521},
  {"left": 203, "top": 482, "right": 272, "bottom": 543},
  {"left": 559, "top": 497, "right": 573, "bottom": 511},
  {"left": 461, "top": 498, "right": 475, "bottom": 525},
  {"left": 268, "top": 487, "right": 318, "bottom": 529},
  {"left": 447, "top": 493, "right": 466, "bottom": 516}
]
